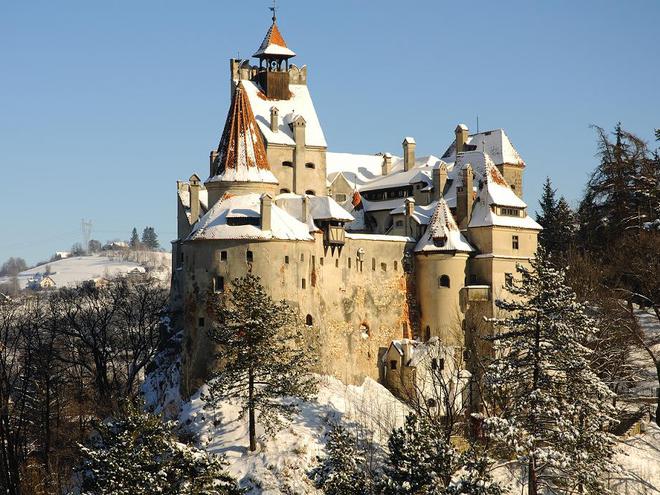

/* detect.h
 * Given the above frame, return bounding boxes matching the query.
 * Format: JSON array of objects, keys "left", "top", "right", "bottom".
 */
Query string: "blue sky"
[{"left": 1, "top": 0, "right": 658, "bottom": 265}]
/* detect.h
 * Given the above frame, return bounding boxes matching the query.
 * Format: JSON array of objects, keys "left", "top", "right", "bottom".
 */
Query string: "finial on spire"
[{"left": 269, "top": 0, "right": 277, "bottom": 22}]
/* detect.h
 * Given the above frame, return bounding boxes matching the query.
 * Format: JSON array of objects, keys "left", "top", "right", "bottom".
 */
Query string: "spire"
[
  {"left": 253, "top": 16, "right": 296, "bottom": 59},
  {"left": 211, "top": 82, "right": 277, "bottom": 184},
  {"left": 415, "top": 199, "right": 474, "bottom": 253}
]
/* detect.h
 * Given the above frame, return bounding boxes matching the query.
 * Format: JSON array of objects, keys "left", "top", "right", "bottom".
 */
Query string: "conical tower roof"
[
  {"left": 253, "top": 19, "right": 296, "bottom": 58},
  {"left": 209, "top": 82, "right": 278, "bottom": 184},
  {"left": 415, "top": 199, "right": 473, "bottom": 253}
]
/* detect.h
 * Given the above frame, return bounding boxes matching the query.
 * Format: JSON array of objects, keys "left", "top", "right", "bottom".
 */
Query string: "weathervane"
[{"left": 269, "top": 0, "right": 277, "bottom": 22}]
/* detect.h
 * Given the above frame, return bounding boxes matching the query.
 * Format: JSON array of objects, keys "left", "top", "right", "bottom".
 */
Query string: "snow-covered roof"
[
  {"left": 361, "top": 197, "right": 407, "bottom": 213},
  {"left": 415, "top": 199, "right": 474, "bottom": 253},
  {"left": 188, "top": 193, "right": 313, "bottom": 241},
  {"left": 326, "top": 152, "right": 388, "bottom": 187},
  {"left": 345, "top": 233, "right": 415, "bottom": 243},
  {"left": 442, "top": 128, "right": 524, "bottom": 167},
  {"left": 208, "top": 82, "right": 278, "bottom": 185},
  {"left": 178, "top": 187, "right": 209, "bottom": 222},
  {"left": 390, "top": 201, "right": 436, "bottom": 226},
  {"left": 359, "top": 155, "right": 445, "bottom": 192},
  {"left": 253, "top": 21, "right": 296, "bottom": 58},
  {"left": 468, "top": 162, "right": 541, "bottom": 230},
  {"left": 274, "top": 193, "right": 354, "bottom": 223},
  {"left": 240, "top": 79, "right": 327, "bottom": 148}
]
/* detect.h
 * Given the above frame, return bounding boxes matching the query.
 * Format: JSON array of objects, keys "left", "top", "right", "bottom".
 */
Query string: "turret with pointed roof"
[
  {"left": 253, "top": 14, "right": 295, "bottom": 100},
  {"left": 206, "top": 81, "right": 278, "bottom": 206}
]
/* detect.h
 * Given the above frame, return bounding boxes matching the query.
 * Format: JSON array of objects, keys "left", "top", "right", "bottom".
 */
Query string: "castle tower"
[
  {"left": 253, "top": 13, "right": 296, "bottom": 100},
  {"left": 415, "top": 199, "right": 474, "bottom": 346},
  {"left": 205, "top": 81, "right": 279, "bottom": 206}
]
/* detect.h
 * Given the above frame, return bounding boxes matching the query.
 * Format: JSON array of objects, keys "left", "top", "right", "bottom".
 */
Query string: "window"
[
  {"left": 246, "top": 250, "right": 254, "bottom": 262},
  {"left": 433, "top": 236, "right": 446, "bottom": 248},
  {"left": 302, "top": 278, "right": 306, "bottom": 289},
  {"left": 198, "top": 317, "right": 205, "bottom": 327},
  {"left": 439, "top": 275, "right": 450, "bottom": 288},
  {"left": 220, "top": 250, "right": 227, "bottom": 261},
  {"left": 390, "top": 360, "right": 398, "bottom": 371},
  {"left": 425, "top": 326, "right": 431, "bottom": 341},
  {"left": 348, "top": 257, "right": 352, "bottom": 269},
  {"left": 512, "top": 235, "right": 519, "bottom": 250},
  {"left": 213, "top": 276, "right": 224, "bottom": 293},
  {"left": 300, "top": 253, "right": 305, "bottom": 262},
  {"left": 335, "top": 193, "right": 347, "bottom": 202},
  {"left": 305, "top": 190, "right": 316, "bottom": 196},
  {"left": 305, "top": 314, "right": 313, "bottom": 326},
  {"left": 227, "top": 217, "right": 260, "bottom": 227},
  {"left": 280, "top": 188, "right": 291, "bottom": 194},
  {"left": 394, "top": 261, "right": 398, "bottom": 271},
  {"left": 305, "top": 162, "right": 316, "bottom": 169},
  {"left": 335, "top": 258, "right": 339, "bottom": 268},
  {"left": 427, "top": 398, "right": 437, "bottom": 408},
  {"left": 431, "top": 358, "right": 438, "bottom": 370},
  {"left": 320, "top": 257, "right": 324, "bottom": 266},
  {"left": 282, "top": 161, "right": 293, "bottom": 167},
  {"left": 505, "top": 273, "right": 513, "bottom": 286},
  {"left": 501, "top": 207, "right": 520, "bottom": 217},
  {"left": 431, "top": 358, "right": 445, "bottom": 371},
  {"left": 372, "top": 258, "right": 376, "bottom": 271},
  {"left": 312, "top": 255, "right": 316, "bottom": 266},
  {"left": 285, "top": 255, "right": 290, "bottom": 264},
  {"left": 395, "top": 220, "right": 404, "bottom": 227}
]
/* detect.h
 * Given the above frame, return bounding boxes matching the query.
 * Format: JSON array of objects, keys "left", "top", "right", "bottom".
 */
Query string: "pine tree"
[
  {"left": 129, "top": 227, "right": 140, "bottom": 249},
  {"left": 379, "top": 413, "right": 460, "bottom": 494},
  {"left": 313, "top": 423, "right": 372, "bottom": 495},
  {"left": 141, "top": 227, "right": 159, "bottom": 249},
  {"left": 206, "top": 274, "right": 318, "bottom": 451},
  {"left": 483, "top": 249, "right": 618, "bottom": 494},
  {"left": 77, "top": 401, "right": 242, "bottom": 495},
  {"left": 536, "top": 177, "right": 558, "bottom": 253},
  {"left": 447, "top": 448, "right": 506, "bottom": 495},
  {"left": 553, "top": 196, "right": 576, "bottom": 252}
]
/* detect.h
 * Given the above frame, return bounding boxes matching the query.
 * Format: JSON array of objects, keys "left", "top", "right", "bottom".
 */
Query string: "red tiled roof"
[{"left": 215, "top": 82, "right": 271, "bottom": 174}]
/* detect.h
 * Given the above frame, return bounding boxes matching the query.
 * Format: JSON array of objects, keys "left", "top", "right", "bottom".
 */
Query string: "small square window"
[
  {"left": 390, "top": 360, "right": 397, "bottom": 370},
  {"left": 247, "top": 250, "right": 254, "bottom": 262},
  {"left": 220, "top": 251, "right": 227, "bottom": 261},
  {"left": 198, "top": 317, "right": 205, "bottom": 327},
  {"left": 381, "top": 262, "right": 387, "bottom": 272}
]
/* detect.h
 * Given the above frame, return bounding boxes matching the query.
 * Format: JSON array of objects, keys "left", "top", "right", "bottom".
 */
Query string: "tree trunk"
[
  {"left": 248, "top": 367, "right": 256, "bottom": 452},
  {"left": 528, "top": 455, "right": 538, "bottom": 495},
  {"left": 656, "top": 362, "right": 660, "bottom": 427}
]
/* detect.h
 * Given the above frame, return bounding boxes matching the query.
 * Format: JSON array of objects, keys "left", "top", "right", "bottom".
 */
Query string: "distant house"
[
  {"left": 104, "top": 241, "right": 129, "bottom": 250},
  {"left": 39, "top": 276, "right": 56, "bottom": 290},
  {"left": 55, "top": 251, "right": 71, "bottom": 260}
]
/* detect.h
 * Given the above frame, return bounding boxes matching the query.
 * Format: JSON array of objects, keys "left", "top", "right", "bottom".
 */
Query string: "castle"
[{"left": 171, "top": 16, "right": 541, "bottom": 397}]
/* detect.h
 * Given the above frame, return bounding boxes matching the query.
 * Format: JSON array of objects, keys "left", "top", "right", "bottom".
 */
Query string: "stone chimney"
[
  {"left": 403, "top": 137, "right": 416, "bottom": 172},
  {"left": 456, "top": 165, "right": 474, "bottom": 229},
  {"left": 400, "top": 338, "right": 413, "bottom": 365},
  {"left": 209, "top": 150, "right": 218, "bottom": 178},
  {"left": 189, "top": 174, "right": 201, "bottom": 224},
  {"left": 301, "top": 194, "right": 309, "bottom": 224},
  {"left": 382, "top": 153, "right": 392, "bottom": 175},
  {"left": 455, "top": 124, "right": 469, "bottom": 154},
  {"left": 292, "top": 115, "right": 306, "bottom": 194},
  {"left": 404, "top": 197, "right": 416, "bottom": 236},
  {"left": 270, "top": 106, "right": 279, "bottom": 133},
  {"left": 260, "top": 194, "right": 272, "bottom": 231},
  {"left": 432, "top": 163, "right": 448, "bottom": 201}
]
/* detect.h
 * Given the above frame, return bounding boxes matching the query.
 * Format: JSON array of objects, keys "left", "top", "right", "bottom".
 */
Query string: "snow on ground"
[
  {"left": 631, "top": 307, "right": 660, "bottom": 399},
  {"left": 614, "top": 422, "right": 660, "bottom": 493},
  {"left": 176, "top": 375, "right": 407, "bottom": 494},
  {"left": 0, "top": 254, "right": 146, "bottom": 289}
]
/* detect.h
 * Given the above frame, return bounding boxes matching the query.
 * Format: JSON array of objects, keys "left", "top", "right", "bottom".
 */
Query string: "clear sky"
[{"left": 1, "top": 0, "right": 658, "bottom": 265}]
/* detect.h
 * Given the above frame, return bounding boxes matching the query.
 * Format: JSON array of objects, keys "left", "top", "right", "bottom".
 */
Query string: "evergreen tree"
[
  {"left": 483, "top": 249, "right": 618, "bottom": 494},
  {"left": 553, "top": 196, "right": 576, "bottom": 251},
  {"left": 379, "top": 413, "right": 460, "bottom": 494},
  {"left": 536, "top": 177, "right": 558, "bottom": 253},
  {"left": 141, "top": 227, "right": 159, "bottom": 249},
  {"left": 447, "top": 448, "right": 506, "bottom": 495},
  {"left": 129, "top": 227, "right": 140, "bottom": 249},
  {"left": 77, "top": 401, "right": 242, "bottom": 495},
  {"left": 313, "top": 423, "right": 372, "bottom": 495},
  {"left": 206, "top": 274, "right": 318, "bottom": 451}
]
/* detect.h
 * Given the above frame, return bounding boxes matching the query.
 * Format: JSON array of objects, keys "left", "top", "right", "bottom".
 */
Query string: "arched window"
[
  {"left": 305, "top": 162, "right": 316, "bottom": 169},
  {"left": 282, "top": 161, "right": 293, "bottom": 167},
  {"left": 305, "top": 314, "right": 313, "bottom": 326},
  {"left": 438, "top": 275, "right": 450, "bottom": 288},
  {"left": 305, "top": 190, "right": 316, "bottom": 196}
]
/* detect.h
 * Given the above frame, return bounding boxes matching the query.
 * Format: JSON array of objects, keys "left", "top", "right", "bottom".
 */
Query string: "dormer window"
[
  {"left": 432, "top": 236, "right": 447, "bottom": 248},
  {"left": 501, "top": 207, "right": 521, "bottom": 217}
]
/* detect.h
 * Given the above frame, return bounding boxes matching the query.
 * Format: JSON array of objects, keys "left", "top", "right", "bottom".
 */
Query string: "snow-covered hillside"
[{"left": 1, "top": 254, "right": 146, "bottom": 289}]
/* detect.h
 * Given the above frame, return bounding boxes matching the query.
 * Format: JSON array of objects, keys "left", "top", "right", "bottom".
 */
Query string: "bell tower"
[{"left": 253, "top": 10, "right": 295, "bottom": 100}]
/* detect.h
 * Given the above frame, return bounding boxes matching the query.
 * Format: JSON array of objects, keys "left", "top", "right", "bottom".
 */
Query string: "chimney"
[
  {"left": 301, "top": 194, "right": 309, "bottom": 224},
  {"left": 456, "top": 164, "right": 474, "bottom": 229},
  {"left": 455, "top": 124, "right": 469, "bottom": 154},
  {"left": 403, "top": 137, "right": 416, "bottom": 172},
  {"left": 401, "top": 338, "right": 413, "bottom": 365},
  {"left": 260, "top": 194, "right": 272, "bottom": 231},
  {"left": 292, "top": 115, "right": 306, "bottom": 194},
  {"left": 189, "top": 174, "right": 201, "bottom": 224},
  {"left": 432, "top": 163, "right": 448, "bottom": 201},
  {"left": 382, "top": 153, "right": 392, "bottom": 175},
  {"left": 209, "top": 150, "right": 218, "bottom": 178},
  {"left": 270, "top": 106, "right": 279, "bottom": 133},
  {"left": 404, "top": 197, "right": 416, "bottom": 237}
]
